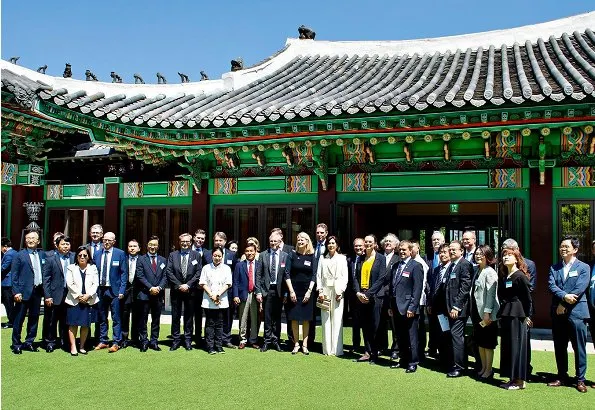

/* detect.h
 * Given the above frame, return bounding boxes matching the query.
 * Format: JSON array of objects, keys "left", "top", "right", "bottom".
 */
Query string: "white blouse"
[{"left": 199, "top": 263, "right": 232, "bottom": 309}]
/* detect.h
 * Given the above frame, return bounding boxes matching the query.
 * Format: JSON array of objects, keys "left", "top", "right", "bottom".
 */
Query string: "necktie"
[
  {"left": 129, "top": 258, "right": 136, "bottom": 284},
  {"left": 248, "top": 261, "right": 254, "bottom": 293},
  {"left": 62, "top": 256, "right": 69, "bottom": 285},
  {"left": 181, "top": 253, "right": 188, "bottom": 279},
  {"left": 92, "top": 243, "right": 98, "bottom": 258},
  {"left": 101, "top": 250, "right": 109, "bottom": 286},
  {"left": 270, "top": 251, "right": 277, "bottom": 283},
  {"left": 392, "top": 261, "right": 403, "bottom": 290},
  {"left": 151, "top": 256, "right": 157, "bottom": 271},
  {"left": 32, "top": 251, "right": 42, "bottom": 286},
  {"left": 437, "top": 265, "right": 447, "bottom": 288},
  {"left": 316, "top": 243, "right": 321, "bottom": 258}
]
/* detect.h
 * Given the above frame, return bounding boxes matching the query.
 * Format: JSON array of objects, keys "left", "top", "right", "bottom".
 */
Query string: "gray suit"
[{"left": 472, "top": 266, "right": 500, "bottom": 322}]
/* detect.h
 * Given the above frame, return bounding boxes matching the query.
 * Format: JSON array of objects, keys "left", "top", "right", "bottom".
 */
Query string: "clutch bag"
[{"left": 316, "top": 297, "right": 331, "bottom": 311}]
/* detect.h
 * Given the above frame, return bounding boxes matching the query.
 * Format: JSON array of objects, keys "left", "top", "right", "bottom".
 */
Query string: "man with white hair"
[
  {"left": 427, "top": 231, "right": 445, "bottom": 357},
  {"left": 380, "top": 234, "right": 400, "bottom": 359},
  {"left": 412, "top": 241, "right": 430, "bottom": 359},
  {"left": 462, "top": 231, "right": 477, "bottom": 265}
]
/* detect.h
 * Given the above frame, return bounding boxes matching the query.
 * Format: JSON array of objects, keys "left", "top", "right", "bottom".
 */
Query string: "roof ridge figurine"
[
  {"left": 231, "top": 58, "right": 243, "bottom": 72},
  {"left": 37, "top": 65, "right": 47, "bottom": 74},
  {"left": 178, "top": 72, "right": 190, "bottom": 83},
  {"left": 63, "top": 63, "right": 72, "bottom": 78},
  {"left": 200, "top": 71, "right": 209, "bottom": 81},
  {"left": 110, "top": 71, "right": 123, "bottom": 83},
  {"left": 9, "top": 56, "right": 20, "bottom": 64},
  {"left": 298, "top": 25, "right": 315, "bottom": 40},
  {"left": 85, "top": 70, "right": 98, "bottom": 81},
  {"left": 133, "top": 73, "right": 145, "bottom": 84},
  {"left": 156, "top": 72, "right": 167, "bottom": 84}
]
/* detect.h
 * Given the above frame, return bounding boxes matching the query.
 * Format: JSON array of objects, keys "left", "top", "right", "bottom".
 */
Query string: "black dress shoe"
[
  {"left": 120, "top": 340, "right": 129, "bottom": 348},
  {"left": 406, "top": 365, "right": 417, "bottom": 373},
  {"left": 149, "top": 344, "right": 161, "bottom": 351},
  {"left": 447, "top": 370, "right": 463, "bottom": 378},
  {"left": 12, "top": 347, "right": 22, "bottom": 355},
  {"left": 22, "top": 344, "right": 38, "bottom": 352},
  {"left": 46, "top": 345, "right": 55, "bottom": 353},
  {"left": 71, "top": 352, "right": 79, "bottom": 357},
  {"left": 208, "top": 350, "right": 217, "bottom": 355},
  {"left": 273, "top": 343, "right": 282, "bottom": 352},
  {"left": 1, "top": 323, "right": 12, "bottom": 329},
  {"left": 260, "top": 344, "right": 269, "bottom": 352},
  {"left": 184, "top": 345, "right": 193, "bottom": 351},
  {"left": 140, "top": 345, "right": 148, "bottom": 352},
  {"left": 217, "top": 347, "right": 226, "bottom": 354},
  {"left": 390, "top": 351, "right": 399, "bottom": 361},
  {"left": 224, "top": 343, "right": 237, "bottom": 349},
  {"left": 169, "top": 344, "right": 180, "bottom": 351}
]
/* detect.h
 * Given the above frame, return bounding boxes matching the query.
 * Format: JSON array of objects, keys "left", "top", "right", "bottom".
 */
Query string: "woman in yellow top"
[{"left": 354, "top": 234, "right": 387, "bottom": 364}]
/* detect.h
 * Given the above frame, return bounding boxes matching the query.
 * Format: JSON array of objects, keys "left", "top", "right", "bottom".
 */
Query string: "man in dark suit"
[
  {"left": 437, "top": 240, "right": 472, "bottom": 377},
  {"left": 1, "top": 238, "right": 17, "bottom": 329},
  {"left": 232, "top": 244, "right": 262, "bottom": 349},
  {"left": 93, "top": 231, "right": 128, "bottom": 353},
  {"left": 426, "top": 231, "right": 446, "bottom": 358},
  {"left": 256, "top": 232, "right": 291, "bottom": 352},
  {"left": 380, "top": 233, "right": 400, "bottom": 360},
  {"left": 191, "top": 228, "right": 211, "bottom": 347},
  {"left": 166, "top": 233, "right": 202, "bottom": 351},
  {"left": 347, "top": 238, "right": 366, "bottom": 352},
  {"left": 135, "top": 236, "right": 167, "bottom": 352},
  {"left": 213, "top": 231, "right": 237, "bottom": 348},
  {"left": 462, "top": 231, "right": 477, "bottom": 265},
  {"left": 271, "top": 228, "right": 296, "bottom": 347},
  {"left": 11, "top": 230, "right": 45, "bottom": 354},
  {"left": 590, "top": 240, "right": 595, "bottom": 389},
  {"left": 547, "top": 236, "right": 591, "bottom": 393},
  {"left": 352, "top": 234, "right": 387, "bottom": 364},
  {"left": 86, "top": 224, "right": 104, "bottom": 259},
  {"left": 42, "top": 235, "right": 74, "bottom": 352},
  {"left": 426, "top": 243, "right": 451, "bottom": 366},
  {"left": 271, "top": 227, "right": 294, "bottom": 255},
  {"left": 388, "top": 240, "right": 424, "bottom": 373},
  {"left": 120, "top": 239, "right": 141, "bottom": 348}
]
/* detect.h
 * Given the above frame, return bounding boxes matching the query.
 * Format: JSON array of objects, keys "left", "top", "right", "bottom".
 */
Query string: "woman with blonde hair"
[
  {"left": 317, "top": 236, "right": 348, "bottom": 356},
  {"left": 285, "top": 232, "right": 316, "bottom": 354}
]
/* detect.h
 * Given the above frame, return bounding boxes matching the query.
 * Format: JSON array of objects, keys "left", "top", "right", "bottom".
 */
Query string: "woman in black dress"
[
  {"left": 65, "top": 246, "right": 99, "bottom": 356},
  {"left": 497, "top": 248, "right": 532, "bottom": 390},
  {"left": 285, "top": 232, "right": 316, "bottom": 354}
]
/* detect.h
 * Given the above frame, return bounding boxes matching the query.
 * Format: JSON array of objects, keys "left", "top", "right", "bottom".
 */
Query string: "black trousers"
[
  {"left": 393, "top": 310, "right": 420, "bottom": 366},
  {"left": 349, "top": 293, "right": 362, "bottom": 349},
  {"left": 222, "top": 298, "right": 234, "bottom": 344},
  {"left": 193, "top": 289, "right": 204, "bottom": 344},
  {"left": 12, "top": 285, "right": 43, "bottom": 348},
  {"left": 1, "top": 286, "right": 15, "bottom": 325},
  {"left": 263, "top": 287, "right": 282, "bottom": 345},
  {"left": 552, "top": 315, "right": 588, "bottom": 381},
  {"left": 138, "top": 297, "right": 163, "bottom": 345},
  {"left": 500, "top": 317, "right": 528, "bottom": 381},
  {"left": 42, "top": 289, "right": 68, "bottom": 348},
  {"left": 171, "top": 291, "right": 194, "bottom": 345},
  {"left": 427, "top": 311, "right": 441, "bottom": 353},
  {"left": 205, "top": 308, "right": 224, "bottom": 351},
  {"left": 418, "top": 307, "right": 427, "bottom": 355},
  {"left": 120, "top": 297, "right": 139, "bottom": 344},
  {"left": 359, "top": 296, "right": 381, "bottom": 358},
  {"left": 375, "top": 297, "right": 390, "bottom": 352},
  {"left": 448, "top": 316, "right": 467, "bottom": 371}
]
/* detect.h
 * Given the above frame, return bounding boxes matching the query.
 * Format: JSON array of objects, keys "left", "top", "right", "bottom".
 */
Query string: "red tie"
[
  {"left": 151, "top": 256, "right": 157, "bottom": 271},
  {"left": 248, "top": 261, "right": 254, "bottom": 293}
]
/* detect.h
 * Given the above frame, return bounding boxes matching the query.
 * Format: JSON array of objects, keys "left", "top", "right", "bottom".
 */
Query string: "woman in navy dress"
[
  {"left": 285, "top": 232, "right": 316, "bottom": 354},
  {"left": 65, "top": 246, "right": 99, "bottom": 356}
]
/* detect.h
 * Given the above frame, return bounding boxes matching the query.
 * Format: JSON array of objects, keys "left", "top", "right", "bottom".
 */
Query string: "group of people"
[{"left": 2, "top": 224, "right": 594, "bottom": 392}]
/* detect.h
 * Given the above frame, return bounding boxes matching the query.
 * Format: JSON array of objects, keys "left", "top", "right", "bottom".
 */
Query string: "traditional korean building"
[{"left": 1, "top": 13, "right": 594, "bottom": 325}]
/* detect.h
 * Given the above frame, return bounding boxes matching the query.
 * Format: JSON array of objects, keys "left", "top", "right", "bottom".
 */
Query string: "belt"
[{"left": 361, "top": 288, "right": 369, "bottom": 291}]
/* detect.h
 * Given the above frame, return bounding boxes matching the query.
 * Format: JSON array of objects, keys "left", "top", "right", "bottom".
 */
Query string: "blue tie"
[
  {"left": 101, "top": 250, "right": 109, "bottom": 286},
  {"left": 270, "top": 251, "right": 277, "bottom": 283}
]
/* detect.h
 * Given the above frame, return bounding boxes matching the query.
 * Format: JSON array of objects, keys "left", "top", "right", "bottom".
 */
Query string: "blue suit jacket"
[
  {"left": 12, "top": 248, "right": 46, "bottom": 300},
  {"left": 548, "top": 258, "right": 591, "bottom": 320},
  {"left": 1, "top": 248, "right": 17, "bottom": 287},
  {"left": 389, "top": 258, "right": 424, "bottom": 315},
  {"left": 232, "top": 259, "right": 261, "bottom": 302},
  {"left": 42, "top": 251, "right": 75, "bottom": 303},
  {"left": 93, "top": 247, "right": 128, "bottom": 296},
  {"left": 588, "top": 264, "right": 595, "bottom": 310},
  {"left": 134, "top": 254, "right": 167, "bottom": 301}
]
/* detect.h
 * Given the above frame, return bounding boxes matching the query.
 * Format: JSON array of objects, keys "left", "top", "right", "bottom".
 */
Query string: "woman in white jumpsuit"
[{"left": 316, "top": 236, "right": 348, "bottom": 356}]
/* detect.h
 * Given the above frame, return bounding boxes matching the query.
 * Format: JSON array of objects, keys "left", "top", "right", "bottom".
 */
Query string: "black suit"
[
  {"left": 191, "top": 246, "right": 211, "bottom": 344},
  {"left": 347, "top": 255, "right": 362, "bottom": 350},
  {"left": 120, "top": 255, "right": 140, "bottom": 346},
  {"left": 165, "top": 250, "right": 202, "bottom": 347},
  {"left": 42, "top": 251, "right": 74, "bottom": 349},
  {"left": 434, "top": 258, "right": 472, "bottom": 372},
  {"left": 256, "top": 248, "right": 291, "bottom": 346},
  {"left": 135, "top": 254, "right": 167, "bottom": 346},
  {"left": 379, "top": 253, "right": 400, "bottom": 354},
  {"left": 351, "top": 252, "right": 387, "bottom": 360},
  {"left": 389, "top": 258, "right": 424, "bottom": 366}
]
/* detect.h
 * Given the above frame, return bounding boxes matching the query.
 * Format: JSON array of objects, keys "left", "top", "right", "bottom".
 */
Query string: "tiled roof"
[{"left": 2, "top": 12, "right": 594, "bottom": 129}]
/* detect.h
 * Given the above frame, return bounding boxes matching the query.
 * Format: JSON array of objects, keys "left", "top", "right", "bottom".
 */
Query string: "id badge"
[
  {"left": 112, "top": 260, "right": 120, "bottom": 266},
  {"left": 505, "top": 280, "right": 513, "bottom": 288},
  {"left": 402, "top": 272, "right": 410, "bottom": 278},
  {"left": 191, "top": 259, "right": 198, "bottom": 266},
  {"left": 568, "top": 271, "right": 578, "bottom": 278},
  {"left": 304, "top": 260, "right": 311, "bottom": 267},
  {"left": 160, "top": 263, "right": 165, "bottom": 269}
]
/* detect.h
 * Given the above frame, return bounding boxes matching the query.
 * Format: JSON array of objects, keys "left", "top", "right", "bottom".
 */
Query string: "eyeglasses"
[
  {"left": 102, "top": 239, "right": 115, "bottom": 243},
  {"left": 77, "top": 254, "right": 89, "bottom": 258}
]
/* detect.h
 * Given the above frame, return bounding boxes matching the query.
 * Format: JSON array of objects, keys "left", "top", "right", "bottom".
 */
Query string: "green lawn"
[{"left": 2, "top": 324, "right": 594, "bottom": 409}]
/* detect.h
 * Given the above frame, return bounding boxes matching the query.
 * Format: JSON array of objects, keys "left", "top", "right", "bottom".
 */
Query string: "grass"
[{"left": 2, "top": 323, "right": 594, "bottom": 410}]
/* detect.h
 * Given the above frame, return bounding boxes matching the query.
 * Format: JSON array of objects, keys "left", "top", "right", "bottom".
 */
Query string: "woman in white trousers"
[{"left": 316, "top": 236, "right": 348, "bottom": 356}]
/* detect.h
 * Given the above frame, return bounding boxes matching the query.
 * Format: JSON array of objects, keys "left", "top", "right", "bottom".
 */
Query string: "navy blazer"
[
  {"left": 525, "top": 258, "right": 537, "bottom": 292},
  {"left": 86, "top": 241, "right": 104, "bottom": 259},
  {"left": 222, "top": 249, "right": 237, "bottom": 272},
  {"left": 588, "top": 264, "right": 595, "bottom": 310},
  {"left": 93, "top": 247, "right": 128, "bottom": 296},
  {"left": 548, "top": 258, "right": 591, "bottom": 320},
  {"left": 389, "top": 258, "right": 424, "bottom": 315},
  {"left": 11, "top": 248, "right": 46, "bottom": 300},
  {"left": 232, "top": 259, "right": 261, "bottom": 301},
  {"left": 1, "top": 248, "right": 17, "bottom": 287},
  {"left": 135, "top": 254, "right": 167, "bottom": 301},
  {"left": 165, "top": 250, "right": 202, "bottom": 293},
  {"left": 42, "top": 251, "right": 75, "bottom": 303},
  {"left": 193, "top": 246, "right": 213, "bottom": 265},
  {"left": 351, "top": 252, "right": 387, "bottom": 299},
  {"left": 256, "top": 249, "right": 291, "bottom": 297}
]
